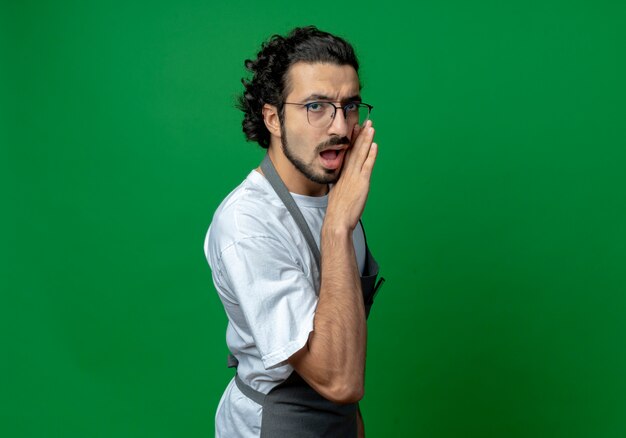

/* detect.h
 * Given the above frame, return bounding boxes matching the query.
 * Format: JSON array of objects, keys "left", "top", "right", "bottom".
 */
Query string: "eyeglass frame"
[{"left": 282, "top": 100, "right": 374, "bottom": 128}]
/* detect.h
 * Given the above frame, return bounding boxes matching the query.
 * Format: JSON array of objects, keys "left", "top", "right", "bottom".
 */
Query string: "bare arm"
[{"left": 288, "top": 121, "right": 378, "bottom": 404}]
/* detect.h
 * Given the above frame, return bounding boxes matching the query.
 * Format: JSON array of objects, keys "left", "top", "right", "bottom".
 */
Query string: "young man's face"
[{"left": 279, "top": 62, "right": 361, "bottom": 186}]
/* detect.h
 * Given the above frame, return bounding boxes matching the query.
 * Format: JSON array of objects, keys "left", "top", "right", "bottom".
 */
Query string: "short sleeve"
[{"left": 215, "top": 235, "right": 318, "bottom": 370}]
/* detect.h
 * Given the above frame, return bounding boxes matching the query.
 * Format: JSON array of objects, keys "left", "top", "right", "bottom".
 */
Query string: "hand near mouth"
[{"left": 324, "top": 120, "right": 378, "bottom": 232}]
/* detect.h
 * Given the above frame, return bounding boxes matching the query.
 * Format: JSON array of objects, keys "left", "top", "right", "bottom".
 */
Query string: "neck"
[{"left": 262, "top": 145, "right": 328, "bottom": 197}]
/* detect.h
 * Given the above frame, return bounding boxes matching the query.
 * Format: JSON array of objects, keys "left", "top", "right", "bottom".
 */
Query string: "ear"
[{"left": 262, "top": 104, "right": 282, "bottom": 138}]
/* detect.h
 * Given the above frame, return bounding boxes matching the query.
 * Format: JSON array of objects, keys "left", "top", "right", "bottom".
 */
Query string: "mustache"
[{"left": 315, "top": 136, "right": 351, "bottom": 153}]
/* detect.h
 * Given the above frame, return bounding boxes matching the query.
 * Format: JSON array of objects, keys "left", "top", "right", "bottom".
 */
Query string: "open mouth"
[
  {"left": 320, "top": 149, "right": 339, "bottom": 159},
  {"left": 319, "top": 148, "right": 346, "bottom": 170}
]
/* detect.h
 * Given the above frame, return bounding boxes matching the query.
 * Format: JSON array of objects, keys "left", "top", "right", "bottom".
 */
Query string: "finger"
[
  {"left": 352, "top": 120, "right": 371, "bottom": 144},
  {"left": 344, "top": 122, "right": 373, "bottom": 174},
  {"left": 361, "top": 142, "right": 378, "bottom": 179},
  {"left": 351, "top": 123, "right": 361, "bottom": 142},
  {"left": 343, "top": 146, "right": 353, "bottom": 164},
  {"left": 354, "top": 123, "right": 375, "bottom": 162},
  {"left": 342, "top": 123, "right": 364, "bottom": 170}
]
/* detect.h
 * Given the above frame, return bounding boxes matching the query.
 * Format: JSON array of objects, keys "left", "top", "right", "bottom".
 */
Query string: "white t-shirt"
[{"left": 204, "top": 170, "right": 366, "bottom": 438}]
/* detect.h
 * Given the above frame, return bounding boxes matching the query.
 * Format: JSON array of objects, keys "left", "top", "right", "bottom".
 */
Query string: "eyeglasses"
[{"left": 283, "top": 101, "right": 373, "bottom": 128}]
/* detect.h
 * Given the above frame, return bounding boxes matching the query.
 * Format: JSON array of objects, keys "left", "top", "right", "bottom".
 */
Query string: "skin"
[{"left": 260, "top": 62, "right": 377, "bottom": 436}]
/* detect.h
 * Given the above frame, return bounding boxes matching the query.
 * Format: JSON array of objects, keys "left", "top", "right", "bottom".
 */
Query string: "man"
[{"left": 204, "top": 26, "right": 383, "bottom": 437}]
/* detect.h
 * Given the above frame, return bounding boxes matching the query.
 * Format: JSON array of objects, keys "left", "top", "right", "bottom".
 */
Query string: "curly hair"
[{"left": 237, "top": 26, "right": 360, "bottom": 149}]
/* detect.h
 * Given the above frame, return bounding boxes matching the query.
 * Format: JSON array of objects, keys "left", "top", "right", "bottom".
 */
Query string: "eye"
[
  {"left": 344, "top": 102, "right": 359, "bottom": 113},
  {"left": 306, "top": 102, "right": 325, "bottom": 112}
]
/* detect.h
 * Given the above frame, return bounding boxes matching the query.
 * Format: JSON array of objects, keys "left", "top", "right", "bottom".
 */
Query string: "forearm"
[
  {"left": 289, "top": 223, "right": 366, "bottom": 403},
  {"left": 314, "top": 224, "right": 367, "bottom": 389}
]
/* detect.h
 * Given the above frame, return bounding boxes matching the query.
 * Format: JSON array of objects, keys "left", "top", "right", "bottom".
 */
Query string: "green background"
[{"left": 2, "top": 1, "right": 626, "bottom": 436}]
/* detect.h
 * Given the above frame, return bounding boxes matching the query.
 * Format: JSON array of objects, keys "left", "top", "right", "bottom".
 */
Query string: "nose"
[{"left": 327, "top": 107, "right": 350, "bottom": 138}]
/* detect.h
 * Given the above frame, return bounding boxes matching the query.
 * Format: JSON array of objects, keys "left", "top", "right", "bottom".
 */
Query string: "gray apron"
[{"left": 229, "top": 154, "right": 384, "bottom": 437}]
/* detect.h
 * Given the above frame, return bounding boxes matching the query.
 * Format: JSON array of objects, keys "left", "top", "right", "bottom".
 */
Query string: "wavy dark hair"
[{"left": 237, "top": 26, "right": 360, "bottom": 148}]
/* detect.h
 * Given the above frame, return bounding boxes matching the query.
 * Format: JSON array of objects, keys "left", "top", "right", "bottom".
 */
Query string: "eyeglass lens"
[{"left": 306, "top": 103, "right": 370, "bottom": 128}]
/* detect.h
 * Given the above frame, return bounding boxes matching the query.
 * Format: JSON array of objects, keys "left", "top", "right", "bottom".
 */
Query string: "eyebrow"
[{"left": 301, "top": 93, "right": 362, "bottom": 103}]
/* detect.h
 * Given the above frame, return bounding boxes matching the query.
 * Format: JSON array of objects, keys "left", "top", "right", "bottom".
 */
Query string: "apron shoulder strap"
[{"left": 260, "top": 154, "right": 322, "bottom": 274}]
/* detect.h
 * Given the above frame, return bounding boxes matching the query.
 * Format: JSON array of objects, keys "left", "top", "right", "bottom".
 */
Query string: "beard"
[{"left": 280, "top": 123, "right": 350, "bottom": 185}]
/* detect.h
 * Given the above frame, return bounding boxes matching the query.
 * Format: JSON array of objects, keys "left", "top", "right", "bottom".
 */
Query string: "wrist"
[{"left": 321, "top": 221, "right": 352, "bottom": 241}]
